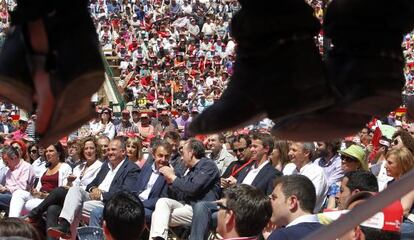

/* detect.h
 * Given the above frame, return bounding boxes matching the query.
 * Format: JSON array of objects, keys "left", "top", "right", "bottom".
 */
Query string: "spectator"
[
  {"left": 126, "top": 137, "right": 145, "bottom": 168},
  {"left": 97, "top": 135, "right": 110, "bottom": 161},
  {"left": 9, "top": 142, "right": 71, "bottom": 218},
  {"left": 27, "top": 143, "right": 39, "bottom": 164},
  {"left": 267, "top": 175, "right": 322, "bottom": 240},
  {"left": 89, "top": 140, "right": 172, "bottom": 226},
  {"left": 91, "top": 107, "right": 116, "bottom": 140},
  {"left": 0, "top": 218, "right": 42, "bottom": 240},
  {"left": 103, "top": 191, "right": 145, "bottom": 240},
  {"left": 149, "top": 139, "right": 220, "bottom": 240},
  {"left": 47, "top": 138, "right": 140, "bottom": 239},
  {"left": 65, "top": 140, "right": 81, "bottom": 169},
  {"left": 0, "top": 146, "right": 34, "bottom": 213},
  {"left": 189, "top": 133, "right": 281, "bottom": 240},
  {"left": 336, "top": 170, "right": 379, "bottom": 210},
  {"left": 115, "top": 109, "right": 139, "bottom": 136},
  {"left": 216, "top": 184, "right": 271, "bottom": 239},
  {"left": 384, "top": 147, "right": 414, "bottom": 239},
  {"left": 206, "top": 133, "right": 236, "bottom": 175},
  {"left": 26, "top": 136, "right": 103, "bottom": 236},
  {"left": 221, "top": 134, "right": 252, "bottom": 179},
  {"left": 271, "top": 140, "right": 290, "bottom": 172},
  {"left": 339, "top": 144, "right": 368, "bottom": 173},
  {"left": 284, "top": 142, "right": 328, "bottom": 212}
]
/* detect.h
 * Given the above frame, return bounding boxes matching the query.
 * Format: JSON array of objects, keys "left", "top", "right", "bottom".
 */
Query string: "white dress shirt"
[
  {"left": 242, "top": 160, "right": 270, "bottom": 185},
  {"left": 139, "top": 163, "right": 161, "bottom": 201},
  {"left": 99, "top": 160, "right": 125, "bottom": 193},
  {"left": 290, "top": 162, "right": 328, "bottom": 213}
]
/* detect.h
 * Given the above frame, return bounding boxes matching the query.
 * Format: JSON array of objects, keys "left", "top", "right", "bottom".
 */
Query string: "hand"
[
  {"left": 159, "top": 166, "right": 177, "bottom": 184},
  {"left": 0, "top": 185, "right": 7, "bottom": 193},
  {"left": 67, "top": 174, "right": 77, "bottom": 182},
  {"left": 89, "top": 188, "right": 102, "bottom": 200},
  {"left": 223, "top": 176, "right": 237, "bottom": 188},
  {"left": 220, "top": 178, "right": 230, "bottom": 189},
  {"left": 262, "top": 221, "right": 278, "bottom": 240}
]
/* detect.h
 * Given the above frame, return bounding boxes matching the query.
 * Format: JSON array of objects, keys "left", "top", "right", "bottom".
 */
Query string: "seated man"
[
  {"left": 89, "top": 140, "right": 172, "bottom": 226},
  {"left": 336, "top": 170, "right": 379, "bottom": 210},
  {"left": 267, "top": 175, "right": 322, "bottom": 240},
  {"left": 103, "top": 191, "right": 145, "bottom": 240},
  {"left": 149, "top": 139, "right": 220, "bottom": 240},
  {"left": 47, "top": 137, "right": 140, "bottom": 239},
  {"left": 284, "top": 142, "right": 328, "bottom": 212},
  {"left": 0, "top": 146, "right": 34, "bottom": 213},
  {"left": 216, "top": 184, "right": 271, "bottom": 239},
  {"left": 189, "top": 132, "right": 282, "bottom": 240}
]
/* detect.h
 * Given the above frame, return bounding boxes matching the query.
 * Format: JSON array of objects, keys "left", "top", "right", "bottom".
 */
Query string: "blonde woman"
[
  {"left": 126, "top": 137, "right": 146, "bottom": 168},
  {"left": 385, "top": 147, "right": 414, "bottom": 239}
]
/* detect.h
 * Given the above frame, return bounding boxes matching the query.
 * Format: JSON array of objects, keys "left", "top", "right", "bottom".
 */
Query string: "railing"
[{"left": 102, "top": 57, "right": 125, "bottom": 111}]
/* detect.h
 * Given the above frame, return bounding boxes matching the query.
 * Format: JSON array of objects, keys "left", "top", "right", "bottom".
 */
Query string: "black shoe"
[
  {"left": 47, "top": 218, "right": 71, "bottom": 239},
  {"left": 190, "top": 0, "right": 334, "bottom": 134}
]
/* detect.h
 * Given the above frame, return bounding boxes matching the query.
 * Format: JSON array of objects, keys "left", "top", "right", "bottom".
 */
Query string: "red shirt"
[{"left": 40, "top": 172, "right": 59, "bottom": 193}]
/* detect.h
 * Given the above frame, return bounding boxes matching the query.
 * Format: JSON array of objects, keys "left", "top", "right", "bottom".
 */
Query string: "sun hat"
[{"left": 339, "top": 144, "right": 367, "bottom": 170}]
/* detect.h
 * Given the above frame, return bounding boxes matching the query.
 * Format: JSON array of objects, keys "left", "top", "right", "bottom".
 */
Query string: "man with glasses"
[
  {"left": 216, "top": 184, "right": 271, "bottom": 240},
  {"left": 221, "top": 134, "right": 252, "bottom": 179}
]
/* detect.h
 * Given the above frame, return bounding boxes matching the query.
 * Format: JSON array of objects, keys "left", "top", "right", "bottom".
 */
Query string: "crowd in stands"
[{"left": 0, "top": 0, "right": 414, "bottom": 239}]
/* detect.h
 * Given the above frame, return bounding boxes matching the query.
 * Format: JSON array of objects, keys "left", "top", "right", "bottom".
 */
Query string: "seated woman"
[
  {"left": 384, "top": 147, "right": 414, "bottom": 240},
  {"left": 8, "top": 142, "right": 71, "bottom": 218},
  {"left": 126, "top": 137, "right": 145, "bottom": 168},
  {"left": 26, "top": 137, "right": 102, "bottom": 238}
]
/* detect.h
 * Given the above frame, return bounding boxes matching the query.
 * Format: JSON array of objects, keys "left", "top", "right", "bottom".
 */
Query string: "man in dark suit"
[
  {"left": 0, "top": 110, "right": 14, "bottom": 134},
  {"left": 189, "top": 132, "right": 282, "bottom": 240},
  {"left": 88, "top": 140, "right": 173, "bottom": 226},
  {"left": 47, "top": 137, "right": 140, "bottom": 239},
  {"left": 149, "top": 139, "right": 220, "bottom": 240}
]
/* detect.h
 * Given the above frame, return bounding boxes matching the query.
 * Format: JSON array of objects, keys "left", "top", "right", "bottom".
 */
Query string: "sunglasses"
[
  {"left": 30, "top": 150, "right": 38, "bottom": 154},
  {"left": 340, "top": 155, "right": 358, "bottom": 162},
  {"left": 233, "top": 147, "right": 246, "bottom": 153},
  {"left": 217, "top": 202, "right": 230, "bottom": 211}
]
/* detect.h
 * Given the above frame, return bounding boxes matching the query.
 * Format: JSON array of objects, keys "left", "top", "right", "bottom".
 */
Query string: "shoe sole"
[
  {"left": 47, "top": 228, "right": 71, "bottom": 239},
  {"left": 0, "top": 75, "right": 33, "bottom": 112},
  {"left": 272, "top": 111, "right": 371, "bottom": 141},
  {"left": 38, "top": 71, "right": 103, "bottom": 146}
]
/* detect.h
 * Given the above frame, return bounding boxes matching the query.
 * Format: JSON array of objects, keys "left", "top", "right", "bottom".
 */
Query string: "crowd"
[{"left": 0, "top": 0, "right": 413, "bottom": 239}]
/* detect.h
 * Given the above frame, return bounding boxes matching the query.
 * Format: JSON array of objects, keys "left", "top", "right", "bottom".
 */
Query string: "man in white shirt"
[
  {"left": 48, "top": 138, "right": 140, "bottom": 239},
  {"left": 88, "top": 140, "right": 173, "bottom": 226},
  {"left": 285, "top": 142, "right": 328, "bottom": 212}
]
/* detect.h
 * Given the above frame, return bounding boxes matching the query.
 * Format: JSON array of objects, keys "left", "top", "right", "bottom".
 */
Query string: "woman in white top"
[
  {"left": 9, "top": 142, "right": 72, "bottom": 217},
  {"left": 25, "top": 137, "right": 103, "bottom": 235},
  {"left": 91, "top": 107, "right": 115, "bottom": 139}
]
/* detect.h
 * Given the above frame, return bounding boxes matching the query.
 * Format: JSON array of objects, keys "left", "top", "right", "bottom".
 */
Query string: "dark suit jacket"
[
  {"left": 169, "top": 157, "right": 220, "bottom": 205},
  {"left": 132, "top": 162, "right": 168, "bottom": 211},
  {"left": 86, "top": 158, "right": 140, "bottom": 202},
  {"left": 0, "top": 122, "right": 14, "bottom": 133},
  {"left": 237, "top": 161, "right": 282, "bottom": 195}
]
